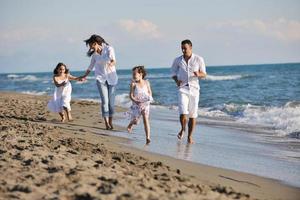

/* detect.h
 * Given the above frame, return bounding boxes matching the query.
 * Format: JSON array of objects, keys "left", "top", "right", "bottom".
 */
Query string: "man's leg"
[
  {"left": 178, "top": 114, "right": 187, "bottom": 139},
  {"left": 187, "top": 88, "right": 199, "bottom": 144},
  {"left": 188, "top": 118, "right": 196, "bottom": 144}
]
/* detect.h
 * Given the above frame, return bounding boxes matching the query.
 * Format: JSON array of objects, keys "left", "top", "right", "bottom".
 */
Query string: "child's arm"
[
  {"left": 53, "top": 76, "right": 66, "bottom": 87},
  {"left": 68, "top": 73, "right": 82, "bottom": 81},
  {"left": 146, "top": 80, "right": 152, "bottom": 97},
  {"left": 129, "top": 81, "right": 139, "bottom": 103}
]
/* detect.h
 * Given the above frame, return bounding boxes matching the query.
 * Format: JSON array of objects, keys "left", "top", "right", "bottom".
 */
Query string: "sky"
[{"left": 0, "top": 0, "right": 300, "bottom": 73}]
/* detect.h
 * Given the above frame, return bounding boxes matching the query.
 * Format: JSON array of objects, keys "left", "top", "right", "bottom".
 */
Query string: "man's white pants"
[{"left": 178, "top": 87, "right": 199, "bottom": 118}]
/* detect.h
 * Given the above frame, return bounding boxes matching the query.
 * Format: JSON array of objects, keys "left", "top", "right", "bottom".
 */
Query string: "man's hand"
[{"left": 194, "top": 70, "right": 206, "bottom": 78}]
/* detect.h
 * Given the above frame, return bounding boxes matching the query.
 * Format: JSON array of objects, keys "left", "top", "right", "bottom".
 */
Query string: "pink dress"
[{"left": 128, "top": 81, "right": 153, "bottom": 123}]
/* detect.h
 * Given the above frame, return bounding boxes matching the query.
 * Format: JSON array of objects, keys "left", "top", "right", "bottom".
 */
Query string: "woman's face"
[
  {"left": 89, "top": 42, "right": 102, "bottom": 51},
  {"left": 132, "top": 69, "right": 143, "bottom": 82}
]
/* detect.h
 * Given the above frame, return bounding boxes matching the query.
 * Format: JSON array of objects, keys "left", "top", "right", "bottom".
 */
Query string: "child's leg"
[
  {"left": 63, "top": 106, "right": 73, "bottom": 121},
  {"left": 142, "top": 113, "right": 150, "bottom": 144},
  {"left": 127, "top": 119, "right": 137, "bottom": 133},
  {"left": 59, "top": 112, "right": 65, "bottom": 122}
]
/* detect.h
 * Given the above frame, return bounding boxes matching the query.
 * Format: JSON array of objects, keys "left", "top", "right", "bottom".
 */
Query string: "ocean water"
[
  {"left": 1, "top": 63, "right": 300, "bottom": 186},
  {"left": 1, "top": 63, "right": 300, "bottom": 139}
]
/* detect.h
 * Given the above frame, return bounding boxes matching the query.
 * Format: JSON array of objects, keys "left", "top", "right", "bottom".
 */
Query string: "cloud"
[
  {"left": 211, "top": 18, "right": 300, "bottom": 42},
  {"left": 118, "top": 19, "right": 162, "bottom": 39}
]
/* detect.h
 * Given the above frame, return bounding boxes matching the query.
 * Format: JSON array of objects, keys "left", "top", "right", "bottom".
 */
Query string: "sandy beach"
[{"left": 0, "top": 92, "right": 299, "bottom": 200}]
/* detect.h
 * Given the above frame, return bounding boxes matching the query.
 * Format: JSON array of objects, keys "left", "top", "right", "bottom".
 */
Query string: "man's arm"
[{"left": 172, "top": 76, "right": 182, "bottom": 87}]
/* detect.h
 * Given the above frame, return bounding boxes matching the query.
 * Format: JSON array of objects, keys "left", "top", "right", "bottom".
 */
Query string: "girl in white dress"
[
  {"left": 127, "top": 66, "right": 153, "bottom": 144},
  {"left": 47, "top": 63, "right": 82, "bottom": 122}
]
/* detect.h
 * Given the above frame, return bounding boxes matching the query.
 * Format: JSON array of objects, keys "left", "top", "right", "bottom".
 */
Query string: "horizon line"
[{"left": 0, "top": 61, "right": 299, "bottom": 74}]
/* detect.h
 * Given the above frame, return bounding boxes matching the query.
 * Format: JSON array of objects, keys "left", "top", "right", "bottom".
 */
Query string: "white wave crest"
[
  {"left": 198, "top": 102, "right": 300, "bottom": 138},
  {"left": 238, "top": 103, "right": 300, "bottom": 138},
  {"left": 115, "top": 93, "right": 132, "bottom": 108},
  {"left": 7, "top": 74, "right": 39, "bottom": 81},
  {"left": 7, "top": 74, "right": 20, "bottom": 78},
  {"left": 205, "top": 74, "right": 246, "bottom": 81},
  {"left": 21, "top": 91, "right": 47, "bottom": 95}
]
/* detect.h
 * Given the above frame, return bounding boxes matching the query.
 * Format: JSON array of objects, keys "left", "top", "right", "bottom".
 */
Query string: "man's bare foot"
[
  {"left": 146, "top": 138, "right": 151, "bottom": 145},
  {"left": 177, "top": 130, "right": 184, "bottom": 140},
  {"left": 187, "top": 137, "right": 194, "bottom": 144}
]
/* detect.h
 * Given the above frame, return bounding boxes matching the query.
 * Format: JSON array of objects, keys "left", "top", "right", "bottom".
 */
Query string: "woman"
[{"left": 80, "top": 34, "right": 118, "bottom": 130}]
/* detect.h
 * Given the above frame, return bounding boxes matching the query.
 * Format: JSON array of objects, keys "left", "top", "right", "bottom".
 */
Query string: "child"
[
  {"left": 47, "top": 62, "right": 82, "bottom": 122},
  {"left": 127, "top": 66, "right": 153, "bottom": 144}
]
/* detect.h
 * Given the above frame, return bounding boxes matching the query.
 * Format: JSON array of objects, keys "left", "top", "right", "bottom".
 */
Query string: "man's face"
[{"left": 181, "top": 43, "right": 192, "bottom": 57}]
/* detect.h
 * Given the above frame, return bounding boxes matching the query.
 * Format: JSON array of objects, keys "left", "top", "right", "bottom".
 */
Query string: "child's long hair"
[
  {"left": 132, "top": 66, "right": 147, "bottom": 79},
  {"left": 84, "top": 34, "right": 109, "bottom": 57},
  {"left": 53, "top": 62, "right": 69, "bottom": 75}
]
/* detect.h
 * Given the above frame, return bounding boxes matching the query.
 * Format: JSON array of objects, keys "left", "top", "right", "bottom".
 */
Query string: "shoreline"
[{"left": 0, "top": 91, "right": 299, "bottom": 199}]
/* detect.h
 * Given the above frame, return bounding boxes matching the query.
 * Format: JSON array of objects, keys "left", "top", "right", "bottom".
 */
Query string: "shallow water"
[{"left": 112, "top": 107, "right": 300, "bottom": 187}]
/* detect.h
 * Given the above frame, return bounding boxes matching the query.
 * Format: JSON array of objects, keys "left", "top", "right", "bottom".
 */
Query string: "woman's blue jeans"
[{"left": 96, "top": 80, "right": 116, "bottom": 118}]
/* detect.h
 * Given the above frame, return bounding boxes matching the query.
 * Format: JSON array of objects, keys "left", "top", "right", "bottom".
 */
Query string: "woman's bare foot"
[
  {"left": 177, "top": 130, "right": 184, "bottom": 140},
  {"left": 146, "top": 138, "right": 151, "bottom": 145},
  {"left": 187, "top": 137, "right": 194, "bottom": 144},
  {"left": 108, "top": 123, "right": 114, "bottom": 130}
]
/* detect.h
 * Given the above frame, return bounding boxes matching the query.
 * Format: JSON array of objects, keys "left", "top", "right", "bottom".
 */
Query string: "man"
[{"left": 171, "top": 39, "right": 206, "bottom": 144}]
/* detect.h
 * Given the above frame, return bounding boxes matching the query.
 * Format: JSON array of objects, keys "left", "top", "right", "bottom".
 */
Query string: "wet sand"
[{"left": 0, "top": 91, "right": 299, "bottom": 200}]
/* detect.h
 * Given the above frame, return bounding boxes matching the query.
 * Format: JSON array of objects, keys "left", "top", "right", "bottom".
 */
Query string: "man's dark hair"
[{"left": 181, "top": 39, "right": 192, "bottom": 46}]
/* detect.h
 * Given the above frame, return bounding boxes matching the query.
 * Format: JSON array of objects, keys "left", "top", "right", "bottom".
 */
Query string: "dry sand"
[{"left": 0, "top": 92, "right": 299, "bottom": 200}]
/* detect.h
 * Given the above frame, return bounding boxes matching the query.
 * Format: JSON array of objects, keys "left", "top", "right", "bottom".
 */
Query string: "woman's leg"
[
  {"left": 96, "top": 81, "right": 110, "bottom": 129},
  {"left": 107, "top": 84, "right": 116, "bottom": 129}
]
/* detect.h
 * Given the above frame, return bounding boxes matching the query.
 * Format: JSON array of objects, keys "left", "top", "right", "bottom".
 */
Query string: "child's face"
[
  {"left": 58, "top": 65, "right": 66, "bottom": 74},
  {"left": 132, "top": 69, "right": 143, "bottom": 82}
]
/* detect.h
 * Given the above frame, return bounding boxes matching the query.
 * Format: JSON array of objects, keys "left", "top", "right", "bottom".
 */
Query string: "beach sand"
[{"left": 0, "top": 92, "right": 299, "bottom": 200}]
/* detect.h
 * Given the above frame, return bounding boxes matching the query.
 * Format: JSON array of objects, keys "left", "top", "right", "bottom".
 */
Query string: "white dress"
[{"left": 47, "top": 78, "right": 72, "bottom": 112}]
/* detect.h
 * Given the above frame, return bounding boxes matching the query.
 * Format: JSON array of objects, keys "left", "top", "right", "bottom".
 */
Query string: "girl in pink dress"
[{"left": 127, "top": 66, "right": 153, "bottom": 144}]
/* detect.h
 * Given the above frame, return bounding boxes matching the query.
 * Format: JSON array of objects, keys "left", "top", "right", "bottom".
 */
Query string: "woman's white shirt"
[{"left": 88, "top": 44, "right": 118, "bottom": 85}]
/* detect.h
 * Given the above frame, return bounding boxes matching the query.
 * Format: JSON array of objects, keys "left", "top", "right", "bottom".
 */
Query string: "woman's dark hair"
[
  {"left": 84, "top": 34, "right": 109, "bottom": 57},
  {"left": 53, "top": 62, "right": 69, "bottom": 75},
  {"left": 132, "top": 65, "right": 147, "bottom": 79},
  {"left": 181, "top": 39, "right": 192, "bottom": 47}
]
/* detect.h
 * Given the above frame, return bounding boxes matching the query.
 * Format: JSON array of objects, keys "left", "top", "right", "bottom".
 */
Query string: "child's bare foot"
[
  {"left": 61, "top": 116, "right": 66, "bottom": 123},
  {"left": 187, "top": 137, "right": 194, "bottom": 144},
  {"left": 66, "top": 112, "right": 73, "bottom": 121},
  {"left": 177, "top": 130, "right": 184, "bottom": 140},
  {"left": 127, "top": 124, "right": 133, "bottom": 133},
  {"left": 146, "top": 138, "right": 151, "bottom": 145}
]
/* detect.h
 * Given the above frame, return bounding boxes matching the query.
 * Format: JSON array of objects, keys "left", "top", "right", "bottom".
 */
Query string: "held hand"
[{"left": 176, "top": 80, "right": 182, "bottom": 87}]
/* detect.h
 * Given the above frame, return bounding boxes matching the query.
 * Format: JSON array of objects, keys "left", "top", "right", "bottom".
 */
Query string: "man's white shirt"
[{"left": 171, "top": 53, "right": 206, "bottom": 90}]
